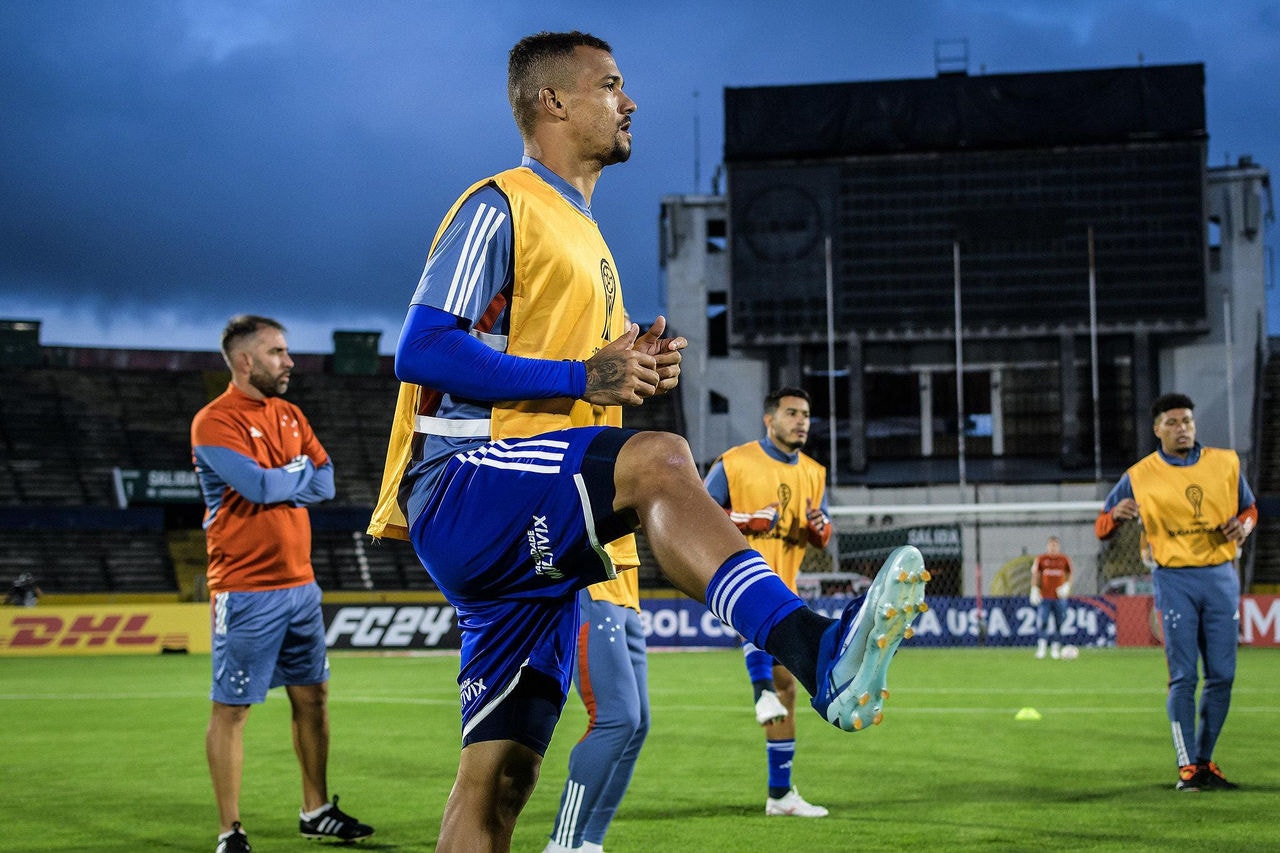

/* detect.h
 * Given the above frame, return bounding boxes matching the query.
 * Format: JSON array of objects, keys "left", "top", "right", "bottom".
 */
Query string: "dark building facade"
[{"left": 686, "top": 63, "right": 1265, "bottom": 482}]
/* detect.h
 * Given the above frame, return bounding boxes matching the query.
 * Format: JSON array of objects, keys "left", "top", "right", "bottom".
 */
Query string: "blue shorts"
[
  {"left": 409, "top": 426, "right": 639, "bottom": 747},
  {"left": 209, "top": 582, "right": 329, "bottom": 705}
]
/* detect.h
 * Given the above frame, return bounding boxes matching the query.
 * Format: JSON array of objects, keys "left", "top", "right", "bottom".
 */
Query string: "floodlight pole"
[
  {"left": 692, "top": 90, "right": 701, "bottom": 192},
  {"left": 953, "top": 241, "right": 966, "bottom": 490},
  {"left": 825, "top": 236, "right": 838, "bottom": 486},
  {"left": 1223, "top": 286, "right": 1236, "bottom": 447},
  {"left": 1088, "top": 226, "right": 1102, "bottom": 483}
]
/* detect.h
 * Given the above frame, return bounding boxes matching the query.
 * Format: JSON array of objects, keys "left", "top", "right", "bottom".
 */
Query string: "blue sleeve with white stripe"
[
  {"left": 192, "top": 445, "right": 318, "bottom": 505},
  {"left": 395, "top": 304, "right": 585, "bottom": 400},
  {"left": 411, "top": 185, "right": 512, "bottom": 324}
]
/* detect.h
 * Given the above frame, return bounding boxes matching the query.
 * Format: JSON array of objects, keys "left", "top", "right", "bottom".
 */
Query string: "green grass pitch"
[{"left": 2, "top": 646, "right": 1278, "bottom": 852}]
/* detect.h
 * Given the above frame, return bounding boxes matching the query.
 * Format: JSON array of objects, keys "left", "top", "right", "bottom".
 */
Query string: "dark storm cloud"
[
  {"left": 1, "top": 1, "right": 1277, "bottom": 351},
  {"left": 0, "top": 3, "right": 456, "bottom": 321}
]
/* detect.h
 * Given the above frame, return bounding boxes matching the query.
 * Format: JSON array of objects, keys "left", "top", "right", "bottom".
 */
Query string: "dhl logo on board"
[{"left": 0, "top": 604, "right": 210, "bottom": 656}]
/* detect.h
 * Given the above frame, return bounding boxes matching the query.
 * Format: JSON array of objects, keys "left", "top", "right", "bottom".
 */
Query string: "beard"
[
  {"left": 596, "top": 133, "right": 632, "bottom": 167},
  {"left": 249, "top": 365, "right": 289, "bottom": 398},
  {"left": 774, "top": 431, "right": 805, "bottom": 452},
  {"left": 607, "top": 138, "right": 632, "bottom": 164}
]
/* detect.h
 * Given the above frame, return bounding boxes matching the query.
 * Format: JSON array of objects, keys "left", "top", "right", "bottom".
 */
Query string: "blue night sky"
[{"left": 2, "top": 1, "right": 1277, "bottom": 354}]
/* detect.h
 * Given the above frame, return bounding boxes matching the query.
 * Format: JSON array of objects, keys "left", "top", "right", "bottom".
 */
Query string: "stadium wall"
[{"left": 5, "top": 595, "right": 1279, "bottom": 656}]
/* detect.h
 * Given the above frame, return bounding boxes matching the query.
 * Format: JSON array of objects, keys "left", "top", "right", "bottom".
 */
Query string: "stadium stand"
[{"left": 0, "top": 348, "right": 686, "bottom": 597}]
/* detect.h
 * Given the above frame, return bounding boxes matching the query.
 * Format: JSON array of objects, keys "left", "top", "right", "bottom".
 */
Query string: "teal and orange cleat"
[{"left": 811, "top": 546, "right": 929, "bottom": 732}]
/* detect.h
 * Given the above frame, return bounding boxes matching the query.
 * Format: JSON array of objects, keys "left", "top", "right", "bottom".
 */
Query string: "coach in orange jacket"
[{"left": 192, "top": 314, "right": 373, "bottom": 851}]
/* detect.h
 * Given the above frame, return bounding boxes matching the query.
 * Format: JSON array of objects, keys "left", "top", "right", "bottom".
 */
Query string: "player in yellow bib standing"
[
  {"left": 369, "top": 33, "right": 928, "bottom": 851},
  {"left": 705, "top": 387, "right": 833, "bottom": 817},
  {"left": 1096, "top": 393, "right": 1257, "bottom": 792}
]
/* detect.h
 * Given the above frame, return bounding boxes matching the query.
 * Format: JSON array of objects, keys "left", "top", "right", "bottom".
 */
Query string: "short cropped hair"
[
  {"left": 220, "top": 314, "right": 284, "bottom": 367},
  {"left": 508, "top": 31, "right": 612, "bottom": 138},
  {"left": 1151, "top": 393, "right": 1195, "bottom": 422},
  {"left": 765, "top": 386, "right": 811, "bottom": 414}
]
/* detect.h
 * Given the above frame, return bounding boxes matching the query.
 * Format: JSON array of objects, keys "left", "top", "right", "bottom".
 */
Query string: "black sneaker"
[
  {"left": 215, "top": 821, "right": 251, "bottom": 853},
  {"left": 1199, "top": 761, "right": 1239, "bottom": 790},
  {"left": 1176, "top": 764, "right": 1202, "bottom": 792},
  {"left": 299, "top": 795, "right": 375, "bottom": 842}
]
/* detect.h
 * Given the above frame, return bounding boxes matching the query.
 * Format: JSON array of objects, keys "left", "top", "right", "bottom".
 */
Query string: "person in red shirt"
[
  {"left": 192, "top": 315, "right": 373, "bottom": 852},
  {"left": 1029, "top": 536, "right": 1073, "bottom": 659}
]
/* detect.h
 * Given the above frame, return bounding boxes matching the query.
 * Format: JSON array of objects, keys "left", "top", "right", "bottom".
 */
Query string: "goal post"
[
  {"left": 790, "top": 499, "right": 1162, "bottom": 647},
  {"left": 811, "top": 500, "right": 1150, "bottom": 599}
]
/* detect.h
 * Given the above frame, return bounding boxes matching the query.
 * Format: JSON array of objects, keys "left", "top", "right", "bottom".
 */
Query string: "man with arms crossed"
[
  {"left": 705, "top": 387, "right": 835, "bottom": 817},
  {"left": 193, "top": 315, "right": 374, "bottom": 852},
  {"left": 370, "top": 32, "right": 927, "bottom": 851},
  {"left": 1096, "top": 392, "right": 1256, "bottom": 792}
]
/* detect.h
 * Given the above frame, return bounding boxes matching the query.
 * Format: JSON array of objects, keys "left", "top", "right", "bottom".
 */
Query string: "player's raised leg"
[{"left": 611, "top": 431, "right": 926, "bottom": 730}]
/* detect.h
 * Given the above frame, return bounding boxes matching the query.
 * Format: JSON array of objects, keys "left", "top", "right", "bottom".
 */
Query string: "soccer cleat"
[
  {"left": 299, "top": 795, "right": 375, "bottom": 842},
  {"left": 765, "top": 786, "right": 829, "bottom": 817},
  {"left": 541, "top": 841, "right": 579, "bottom": 853},
  {"left": 755, "top": 689, "right": 788, "bottom": 725},
  {"left": 811, "top": 545, "right": 927, "bottom": 732},
  {"left": 1176, "top": 764, "right": 1201, "bottom": 792},
  {"left": 215, "top": 822, "right": 251, "bottom": 853},
  {"left": 1199, "top": 761, "right": 1239, "bottom": 790}
]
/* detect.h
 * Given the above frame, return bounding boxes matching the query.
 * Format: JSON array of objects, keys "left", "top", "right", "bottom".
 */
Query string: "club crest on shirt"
[
  {"left": 1184, "top": 483, "right": 1204, "bottom": 519},
  {"left": 777, "top": 483, "right": 792, "bottom": 517},
  {"left": 600, "top": 258, "right": 617, "bottom": 339}
]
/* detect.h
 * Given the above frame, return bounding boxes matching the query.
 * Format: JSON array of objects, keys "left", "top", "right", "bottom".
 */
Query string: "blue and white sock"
[
  {"left": 706, "top": 550, "right": 805, "bottom": 649},
  {"left": 767, "top": 738, "right": 796, "bottom": 798}
]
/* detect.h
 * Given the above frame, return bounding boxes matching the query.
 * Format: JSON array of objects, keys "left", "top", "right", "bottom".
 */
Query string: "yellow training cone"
[{"left": 1015, "top": 707, "right": 1043, "bottom": 721}]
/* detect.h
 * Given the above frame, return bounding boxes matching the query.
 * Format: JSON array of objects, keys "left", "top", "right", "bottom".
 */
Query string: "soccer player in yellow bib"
[
  {"left": 1096, "top": 393, "right": 1257, "bottom": 792},
  {"left": 704, "top": 387, "right": 834, "bottom": 817},
  {"left": 370, "top": 33, "right": 927, "bottom": 851}
]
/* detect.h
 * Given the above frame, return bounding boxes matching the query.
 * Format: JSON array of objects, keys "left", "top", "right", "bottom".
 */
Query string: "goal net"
[{"left": 794, "top": 499, "right": 1162, "bottom": 647}]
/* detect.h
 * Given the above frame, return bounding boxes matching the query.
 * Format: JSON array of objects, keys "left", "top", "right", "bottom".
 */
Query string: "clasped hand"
[{"left": 583, "top": 316, "right": 688, "bottom": 406}]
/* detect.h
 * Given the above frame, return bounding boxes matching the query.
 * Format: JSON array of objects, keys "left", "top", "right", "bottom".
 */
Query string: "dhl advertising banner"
[
  {"left": 0, "top": 604, "right": 209, "bottom": 656},
  {"left": 5, "top": 596, "right": 1280, "bottom": 656}
]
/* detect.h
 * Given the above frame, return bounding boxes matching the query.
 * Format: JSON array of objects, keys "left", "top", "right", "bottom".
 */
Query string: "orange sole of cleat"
[
  {"left": 853, "top": 717, "right": 864, "bottom": 731},
  {"left": 921, "top": 570, "right": 932, "bottom": 582},
  {"left": 876, "top": 635, "right": 888, "bottom": 649},
  {"left": 904, "top": 627, "right": 914, "bottom": 639},
  {"left": 858, "top": 692, "right": 870, "bottom": 706},
  {"left": 881, "top": 688, "right": 890, "bottom": 699},
  {"left": 918, "top": 602, "right": 929, "bottom": 613},
  {"left": 872, "top": 712, "right": 884, "bottom": 726}
]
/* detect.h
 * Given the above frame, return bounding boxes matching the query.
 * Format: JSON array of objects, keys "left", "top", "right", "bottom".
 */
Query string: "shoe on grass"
[
  {"left": 1198, "top": 761, "right": 1239, "bottom": 790},
  {"left": 299, "top": 795, "right": 374, "bottom": 842},
  {"left": 1176, "top": 764, "right": 1202, "bottom": 792},
  {"left": 765, "top": 786, "right": 829, "bottom": 817},
  {"left": 215, "top": 821, "right": 251, "bottom": 853}
]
